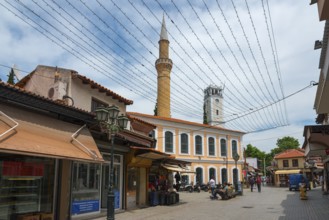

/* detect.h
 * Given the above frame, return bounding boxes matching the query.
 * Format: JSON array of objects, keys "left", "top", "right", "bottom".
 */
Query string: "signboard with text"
[{"left": 72, "top": 200, "right": 99, "bottom": 215}]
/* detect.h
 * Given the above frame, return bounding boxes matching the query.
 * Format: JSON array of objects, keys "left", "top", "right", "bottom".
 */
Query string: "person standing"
[
  {"left": 249, "top": 176, "right": 255, "bottom": 192},
  {"left": 256, "top": 175, "right": 262, "bottom": 192},
  {"left": 209, "top": 176, "right": 216, "bottom": 197},
  {"left": 174, "top": 172, "right": 181, "bottom": 191}
]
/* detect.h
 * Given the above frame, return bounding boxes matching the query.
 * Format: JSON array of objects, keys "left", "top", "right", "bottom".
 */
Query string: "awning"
[
  {"left": 132, "top": 146, "right": 173, "bottom": 160},
  {"left": 275, "top": 170, "right": 301, "bottom": 175},
  {"left": 0, "top": 110, "right": 104, "bottom": 163},
  {"left": 117, "top": 130, "right": 156, "bottom": 148},
  {"left": 161, "top": 164, "right": 194, "bottom": 173}
]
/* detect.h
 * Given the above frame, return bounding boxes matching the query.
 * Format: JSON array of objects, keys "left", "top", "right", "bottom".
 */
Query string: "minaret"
[
  {"left": 204, "top": 85, "right": 224, "bottom": 126},
  {"left": 155, "top": 15, "right": 173, "bottom": 118}
]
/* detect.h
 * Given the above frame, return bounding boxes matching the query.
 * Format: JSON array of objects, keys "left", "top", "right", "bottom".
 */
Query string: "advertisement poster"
[{"left": 72, "top": 200, "right": 99, "bottom": 215}]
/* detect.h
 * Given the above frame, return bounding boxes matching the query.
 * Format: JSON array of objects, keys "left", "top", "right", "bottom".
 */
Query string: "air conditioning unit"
[{"left": 48, "top": 81, "right": 67, "bottom": 101}]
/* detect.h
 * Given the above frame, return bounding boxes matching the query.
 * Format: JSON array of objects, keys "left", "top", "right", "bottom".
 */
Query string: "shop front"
[
  {"left": 0, "top": 154, "right": 56, "bottom": 220},
  {"left": 0, "top": 103, "right": 104, "bottom": 220}
]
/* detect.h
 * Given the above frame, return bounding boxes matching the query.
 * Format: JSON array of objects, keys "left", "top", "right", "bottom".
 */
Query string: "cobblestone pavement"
[{"left": 91, "top": 186, "right": 329, "bottom": 220}]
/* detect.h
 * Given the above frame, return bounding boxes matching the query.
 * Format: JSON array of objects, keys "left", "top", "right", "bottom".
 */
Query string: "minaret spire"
[
  {"left": 160, "top": 14, "right": 168, "bottom": 40},
  {"left": 155, "top": 15, "right": 173, "bottom": 118}
]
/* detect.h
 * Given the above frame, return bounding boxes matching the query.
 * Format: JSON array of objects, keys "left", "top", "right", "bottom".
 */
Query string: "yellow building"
[
  {"left": 273, "top": 149, "right": 310, "bottom": 187},
  {"left": 129, "top": 16, "right": 245, "bottom": 186}
]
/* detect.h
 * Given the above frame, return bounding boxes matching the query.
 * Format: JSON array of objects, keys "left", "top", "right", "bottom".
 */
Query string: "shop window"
[
  {"left": 283, "top": 160, "right": 289, "bottom": 167},
  {"left": 165, "top": 131, "right": 174, "bottom": 153},
  {"left": 0, "top": 154, "right": 55, "bottom": 220},
  {"left": 232, "top": 140, "right": 237, "bottom": 157},
  {"left": 208, "top": 137, "right": 215, "bottom": 156},
  {"left": 72, "top": 162, "right": 101, "bottom": 215},
  {"left": 180, "top": 133, "right": 189, "bottom": 154},
  {"left": 220, "top": 139, "right": 227, "bottom": 157},
  {"left": 292, "top": 159, "right": 299, "bottom": 167},
  {"left": 195, "top": 135, "right": 202, "bottom": 155}
]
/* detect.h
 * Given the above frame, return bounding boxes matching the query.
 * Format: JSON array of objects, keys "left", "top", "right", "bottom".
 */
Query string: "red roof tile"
[{"left": 274, "top": 149, "right": 305, "bottom": 159}]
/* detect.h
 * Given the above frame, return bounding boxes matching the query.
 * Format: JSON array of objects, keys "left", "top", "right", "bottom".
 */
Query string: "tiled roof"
[
  {"left": 73, "top": 73, "right": 133, "bottom": 105},
  {"left": 274, "top": 149, "right": 305, "bottom": 159},
  {"left": 128, "top": 112, "right": 245, "bottom": 134},
  {"left": 0, "top": 81, "right": 95, "bottom": 123},
  {"left": 127, "top": 114, "right": 156, "bottom": 128},
  {"left": 15, "top": 65, "right": 133, "bottom": 105}
]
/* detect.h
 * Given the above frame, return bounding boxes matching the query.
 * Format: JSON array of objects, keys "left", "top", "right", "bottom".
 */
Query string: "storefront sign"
[
  {"left": 2, "top": 161, "right": 44, "bottom": 176},
  {"left": 72, "top": 200, "right": 99, "bottom": 215},
  {"left": 115, "top": 190, "right": 120, "bottom": 209}
]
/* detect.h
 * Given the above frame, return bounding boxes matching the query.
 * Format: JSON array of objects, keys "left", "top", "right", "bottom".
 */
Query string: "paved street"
[{"left": 92, "top": 186, "right": 329, "bottom": 220}]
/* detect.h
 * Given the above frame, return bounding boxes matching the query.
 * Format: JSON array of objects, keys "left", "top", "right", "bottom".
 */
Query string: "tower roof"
[{"left": 160, "top": 15, "right": 168, "bottom": 40}]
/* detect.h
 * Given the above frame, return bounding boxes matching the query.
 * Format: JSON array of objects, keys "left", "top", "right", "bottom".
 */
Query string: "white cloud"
[{"left": 0, "top": 0, "right": 324, "bottom": 153}]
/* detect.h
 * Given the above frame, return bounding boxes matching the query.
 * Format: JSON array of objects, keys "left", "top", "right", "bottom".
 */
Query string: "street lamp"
[
  {"left": 233, "top": 153, "right": 240, "bottom": 192},
  {"left": 96, "top": 105, "right": 129, "bottom": 220}
]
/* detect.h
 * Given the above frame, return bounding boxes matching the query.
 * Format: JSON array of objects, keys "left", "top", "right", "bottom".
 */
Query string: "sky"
[{"left": 0, "top": 0, "right": 325, "bottom": 153}]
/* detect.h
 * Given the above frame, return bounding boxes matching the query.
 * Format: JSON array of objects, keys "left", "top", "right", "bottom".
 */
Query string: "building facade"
[
  {"left": 13, "top": 66, "right": 157, "bottom": 218},
  {"left": 128, "top": 112, "right": 245, "bottom": 186},
  {"left": 273, "top": 149, "right": 310, "bottom": 187}
]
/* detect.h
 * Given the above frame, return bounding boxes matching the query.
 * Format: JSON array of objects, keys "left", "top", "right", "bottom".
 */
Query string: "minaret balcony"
[{"left": 155, "top": 58, "right": 173, "bottom": 66}]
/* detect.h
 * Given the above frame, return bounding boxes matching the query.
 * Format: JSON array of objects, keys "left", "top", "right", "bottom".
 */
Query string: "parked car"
[{"left": 289, "top": 174, "right": 311, "bottom": 191}]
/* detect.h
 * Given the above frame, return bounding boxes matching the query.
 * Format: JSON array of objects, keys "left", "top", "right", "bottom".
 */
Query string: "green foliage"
[
  {"left": 268, "top": 136, "right": 300, "bottom": 158},
  {"left": 276, "top": 136, "right": 299, "bottom": 150},
  {"left": 7, "top": 68, "right": 15, "bottom": 85},
  {"left": 245, "top": 144, "right": 265, "bottom": 159}
]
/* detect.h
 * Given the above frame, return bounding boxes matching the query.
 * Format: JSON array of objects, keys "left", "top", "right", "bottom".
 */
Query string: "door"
[
  {"left": 101, "top": 156, "right": 122, "bottom": 210},
  {"left": 126, "top": 167, "right": 138, "bottom": 210}
]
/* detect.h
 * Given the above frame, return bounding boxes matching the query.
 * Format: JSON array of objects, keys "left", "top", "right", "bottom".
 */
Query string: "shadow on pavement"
[{"left": 279, "top": 187, "right": 329, "bottom": 220}]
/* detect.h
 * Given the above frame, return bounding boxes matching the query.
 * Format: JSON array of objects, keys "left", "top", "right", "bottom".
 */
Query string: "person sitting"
[{"left": 216, "top": 182, "right": 229, "bottom": 199}]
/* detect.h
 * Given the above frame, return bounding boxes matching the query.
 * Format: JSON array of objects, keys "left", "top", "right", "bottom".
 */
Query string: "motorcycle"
[
  {"left": 189, "top": 181, "right": 201, "bottom": 193},
  {"left": 200, "top": 183, "right": 210, "bottom": 192}
]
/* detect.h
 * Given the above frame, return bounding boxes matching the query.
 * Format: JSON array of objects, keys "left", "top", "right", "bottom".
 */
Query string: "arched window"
[
  {"left": 208, "top": 137, "right": 215, "bottom": 156},
  {"left": 233, "top": 168, "right": 238, "bottom": 186},
  {"left": 196, "top": 167, "right": 203, "bottom": 184},
  {"left": 165, "top": 131, "right": 173, "bottom": 153},
  {"left": 232, "top": 140, "right": 237, "bottom": 157},
  {"left": 220, "top": 139, "right": 227, "bottom": 157},
  {"left": 209, "top": 168, "right": 216, "bottom": 181},
  {"left": 221, "top": 168, "right": 227, "bottom": 184},
  {"left": 180, "top": 133, "right": 188, "bottom": 154},
  {"left": 195, "top": 135, "right": 202, "bottom": 155}
]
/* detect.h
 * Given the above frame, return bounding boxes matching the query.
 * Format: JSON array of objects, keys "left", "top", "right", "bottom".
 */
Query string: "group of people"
[
  {"left": 249, "top": 174, "right": 262, "bottom": 192},
  {"left": 208, "top": 176, "right": 234, "bottom": 199}
]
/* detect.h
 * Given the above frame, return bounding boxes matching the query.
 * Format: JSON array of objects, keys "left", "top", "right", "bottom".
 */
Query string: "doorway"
[{"left": 101, "top": 154, "right": 122, "bottom": 210}]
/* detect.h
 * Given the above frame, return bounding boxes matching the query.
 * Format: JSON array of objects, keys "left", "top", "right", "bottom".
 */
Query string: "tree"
[
  {"left": 276, "top": 136, "right": 299, "bottom": 150},
  {"left": 7, "top": 68, "right": 16, "bottom": 85}
]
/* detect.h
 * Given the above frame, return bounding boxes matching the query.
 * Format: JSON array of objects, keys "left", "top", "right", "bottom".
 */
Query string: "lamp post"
[
  {"left": 96, "top": 105, "right": 128, "bottom": 220},
  {"left": 233, "top": 153, "right": 240, "bottom": 192}
]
